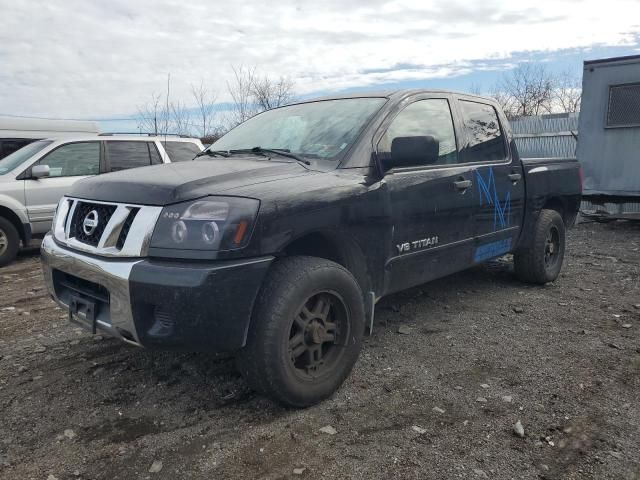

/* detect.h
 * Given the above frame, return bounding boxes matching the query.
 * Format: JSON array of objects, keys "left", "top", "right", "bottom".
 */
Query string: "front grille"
[
  {"left": 70, "top": 202, "right": 117, "bottom": 246},
  {"left": 116, "top": 208, "right": 139, "bottom": 250},
  {"left": 53, "top": 197, "right": 163, "bottom": 258}
]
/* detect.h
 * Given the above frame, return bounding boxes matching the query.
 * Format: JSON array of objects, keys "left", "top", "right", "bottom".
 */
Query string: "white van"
[{"left": 0, "top": 116, "right": 100, "bottom": 159}]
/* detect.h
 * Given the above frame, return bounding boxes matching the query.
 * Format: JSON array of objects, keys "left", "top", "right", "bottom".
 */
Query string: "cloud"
[{"left": 0, "top": 0, "right": 639, "bottom": 117}]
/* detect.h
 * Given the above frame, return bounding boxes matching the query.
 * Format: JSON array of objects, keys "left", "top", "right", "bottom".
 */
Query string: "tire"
[
  {"left": 0, "top": 217, "right": 20, "bottom": 268},
  {"left": 236, "top": 256, "right": 365, "bottom": 408},
  {"left": 514, "top": 209, "right": 566, "bottom": 284}
]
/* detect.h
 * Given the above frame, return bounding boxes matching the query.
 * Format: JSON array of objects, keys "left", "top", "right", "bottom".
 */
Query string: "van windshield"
[
  {"left": 210, "top": 98, "right": 387, "bottom": 161},
  {"left": 0, "top": 140, "right": 53, "bottom": 175}
]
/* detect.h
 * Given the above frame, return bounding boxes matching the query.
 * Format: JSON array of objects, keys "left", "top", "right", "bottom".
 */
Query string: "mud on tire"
[
  {"left": 236, "top": 256, "right": 365, "bottom": 408},
  {"left": 514, "top": 209, "right": 566, "bottom": 284}
]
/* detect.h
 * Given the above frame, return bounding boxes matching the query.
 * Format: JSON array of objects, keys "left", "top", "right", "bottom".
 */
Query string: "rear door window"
[
  {"left": 162, "top": 141, "right": 201, "bottom": 162},
  {"left": 107, "top": 141, "right": 154, "bottom": 171},
  {"left": 36, "top": 142, "right": 100, "bottom": 177},
  {"left": 459, "top": 101, "right": 507, "bottom": 163}
]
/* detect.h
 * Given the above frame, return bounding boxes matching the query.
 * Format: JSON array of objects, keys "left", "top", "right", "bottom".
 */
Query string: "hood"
[{"left": 69, "top": 157, "right": 314, "bottom": 205}]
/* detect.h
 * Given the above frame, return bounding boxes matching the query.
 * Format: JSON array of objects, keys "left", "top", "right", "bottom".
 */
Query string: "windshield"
[
  {"left": 211, "top": 98, "right": 387, "bottom": 160},
  {"left": 0, "top": 140, "right": 53, "bottom": 175}
]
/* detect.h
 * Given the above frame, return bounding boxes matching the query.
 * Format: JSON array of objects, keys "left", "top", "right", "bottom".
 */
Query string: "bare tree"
[
  {"left": 227, "top": 65, "right": 259, "bottom": 127},
  {"left": 226, "top": 65, "right": 297, "bottom": 128},
  {"left": 191, "top": 81, "right": 218, "bottom": 138},
  {"left": 554, "top": 70, "right": 582, "bottom": 113},
  {"left": 138, "top": 75, "right": 214, "bottom": 137},
  {"left": 493, "top": 64, "right": 555, "bottom": 118},
  {"left": 490, "top": 87, "right": 514, "bottom": 118},
  {"left": 137, "top": 92, "right": 169, "bottom": 135},
  {"left": 251, "top": 75, "right": 295, "bottom": 110},
  {"left": 469, "top": 82, "right": 484, "bottom": 96},
  {"left": 169, "top": 101, "right": 191, "bottom": 136},
  {"left": 137, "top": 66, "right": 297, "bottom": 137}
]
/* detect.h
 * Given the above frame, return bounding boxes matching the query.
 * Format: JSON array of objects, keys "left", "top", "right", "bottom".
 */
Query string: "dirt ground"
[{"left": 1, "top": 221, "right": 639, "bottom": 480}]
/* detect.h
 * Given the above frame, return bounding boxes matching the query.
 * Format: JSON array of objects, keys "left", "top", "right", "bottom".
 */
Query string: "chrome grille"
[
  {"left": 116, "top": 208, "right": 140, "bottom": 250},
  {"left": 53, "top": 197, "right": 163, "bottom": 258},
  {"left": 70, "top": 202, "right": 117, "bottom": 247}
]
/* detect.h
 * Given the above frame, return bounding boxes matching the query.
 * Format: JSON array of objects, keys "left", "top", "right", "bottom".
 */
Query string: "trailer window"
[{"left": 607, "top": 83, "right": 640, "bottom": 128}]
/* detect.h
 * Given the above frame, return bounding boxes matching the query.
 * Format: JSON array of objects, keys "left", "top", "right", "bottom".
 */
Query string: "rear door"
[
  {"left": 456, "top": 99, "right": 525, "bottom": 262},
  {"left": 105, "top": 141, "right": 162, "bottom": 172},
  {"left": 24, "top": 141, "right": 102, "bottom": 233},
  {"left": 379, "top": 95, "right": 478, "bottom": 294}
]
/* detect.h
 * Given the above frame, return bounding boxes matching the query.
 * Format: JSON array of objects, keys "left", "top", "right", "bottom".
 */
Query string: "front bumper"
[{"left": 41, "top": 234, "right": 274, "bottom": 351}]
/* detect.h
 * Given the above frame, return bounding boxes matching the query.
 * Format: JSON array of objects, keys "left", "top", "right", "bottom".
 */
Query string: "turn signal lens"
[{"left": 234, "top": 220, "right": 249, "bottom": 245}]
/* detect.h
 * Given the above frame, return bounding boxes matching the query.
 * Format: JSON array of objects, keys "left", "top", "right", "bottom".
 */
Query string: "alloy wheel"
[
  {"left": 288, "top": 291, "right": 350, "bottom": 380},
  {"left": 544, "top": 225, "right": 560, "bottom": 268}
]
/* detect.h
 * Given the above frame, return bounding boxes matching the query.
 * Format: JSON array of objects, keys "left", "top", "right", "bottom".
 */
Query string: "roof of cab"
[
  {"left": 32, "top": 135, "right": 203, "bottom": 144},
  {"left": 290, "top": 88, "right": 495, "bottom": 105}
]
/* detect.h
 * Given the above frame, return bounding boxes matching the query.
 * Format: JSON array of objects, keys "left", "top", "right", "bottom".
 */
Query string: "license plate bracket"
[{"left": 68, "top": 295, "right": 97, "bottom": 334}]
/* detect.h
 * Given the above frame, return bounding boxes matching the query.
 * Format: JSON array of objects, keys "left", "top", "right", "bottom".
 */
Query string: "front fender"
[{"left": 0, "top": 194, "right": 29, "bottom": 224}]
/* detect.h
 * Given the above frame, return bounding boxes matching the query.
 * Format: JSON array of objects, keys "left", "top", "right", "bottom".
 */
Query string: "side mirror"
[
  {"left": 31, "top": 164, "right": 50, "bottom": 179},
  {"left": 385, "top": 136, "right": 439, "bottom": 170}
]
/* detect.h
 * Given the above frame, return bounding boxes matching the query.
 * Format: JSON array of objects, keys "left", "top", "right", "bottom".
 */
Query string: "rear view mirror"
[
  {"left": 385, "top": 136, "right": 439, "bottom": 169},
  {"left": 31, "top": 164, "right": 50, "bottom": 179}
]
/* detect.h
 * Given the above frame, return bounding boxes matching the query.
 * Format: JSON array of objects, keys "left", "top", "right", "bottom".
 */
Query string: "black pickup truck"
[{"left": 41, "top": 90, "right": 582, "bottom": 406}]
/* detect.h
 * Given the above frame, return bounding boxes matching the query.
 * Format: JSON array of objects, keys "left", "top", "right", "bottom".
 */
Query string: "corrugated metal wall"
[{"left": 511, "top": 113, "right": 578, "bottom": 159}]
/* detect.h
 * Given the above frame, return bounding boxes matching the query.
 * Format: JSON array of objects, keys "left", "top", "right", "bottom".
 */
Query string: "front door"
[
  {"left": 24, "top": 141, "right": 101, "bottom": 234},
  {"left": 378, "top": 97, "right": 477, "bottom": 294}
]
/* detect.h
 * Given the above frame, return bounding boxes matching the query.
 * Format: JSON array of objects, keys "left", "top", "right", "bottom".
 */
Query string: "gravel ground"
[{"left": 1, "top": 221, "right": 639, "bottom": 480}]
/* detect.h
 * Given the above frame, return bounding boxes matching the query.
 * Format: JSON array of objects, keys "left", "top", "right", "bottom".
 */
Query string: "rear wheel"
[
  {"left": 0, "top": 217, "right": 19, "bottom": 267},
  {"left": 236, "top": 256, "right": 364, "bottom": 407},
  {"left": 514, "top": 209, "right": 565, "bottom": 284}
]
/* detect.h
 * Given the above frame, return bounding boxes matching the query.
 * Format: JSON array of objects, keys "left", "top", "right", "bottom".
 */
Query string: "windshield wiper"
[
  {"left": 230, "top": 147, "right": 311, "bottom": 165},
  {"left": 194, "top": 150, "right": 230, "bottom": 158}
]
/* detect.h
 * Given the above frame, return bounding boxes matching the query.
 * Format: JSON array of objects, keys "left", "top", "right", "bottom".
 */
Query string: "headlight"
[{"left": 150, "top": 197, "right": 259, "bottom": 251}]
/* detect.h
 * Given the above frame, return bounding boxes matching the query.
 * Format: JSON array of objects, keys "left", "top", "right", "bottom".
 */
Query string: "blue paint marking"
[
  {"left": 475, "top": 167, "right": 511, "bottom": 231},
  {"left": 474, "top": 238, "right": 512, "bottom": 263}
]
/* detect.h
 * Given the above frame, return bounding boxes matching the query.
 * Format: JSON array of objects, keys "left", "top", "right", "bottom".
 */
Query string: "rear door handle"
[
  {"left": 508, "top": 173, "right": 522, "bottom": 183},
  {"left": 453, "top": 179, "right": 472, "bottom": 191}
]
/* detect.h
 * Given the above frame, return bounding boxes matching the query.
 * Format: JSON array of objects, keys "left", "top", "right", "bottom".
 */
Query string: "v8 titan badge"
[{"left": 396, "top": 236, "right": 439, "bottom": 254}]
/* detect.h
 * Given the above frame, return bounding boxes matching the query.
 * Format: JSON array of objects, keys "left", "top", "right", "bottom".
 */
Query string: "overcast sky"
[{"left": 1, "top": 0, "right": 639, "bottom": 120}]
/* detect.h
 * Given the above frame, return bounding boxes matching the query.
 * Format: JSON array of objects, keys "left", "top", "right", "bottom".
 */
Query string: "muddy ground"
[{"left": 0, "top": 221, "right": 639, "bottom": 480}]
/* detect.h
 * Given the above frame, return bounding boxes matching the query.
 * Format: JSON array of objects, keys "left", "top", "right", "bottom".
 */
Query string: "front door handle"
[
  {"left": 508, "top": 173, "right": 522, "bottom": 183},
  {"left": 453, "top": 179, "right": 472, "bottom": 191}
]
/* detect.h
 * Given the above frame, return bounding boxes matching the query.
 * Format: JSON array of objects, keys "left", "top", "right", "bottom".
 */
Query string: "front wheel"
[
  {"left": 236, "top": 256, "right": 365, "bottom": 407},
  {"left": 514, "top": 209, "right": 566, "bottom": 284},
  {"left": 0, "top": 217, "right": 20, "bottom": 267}
]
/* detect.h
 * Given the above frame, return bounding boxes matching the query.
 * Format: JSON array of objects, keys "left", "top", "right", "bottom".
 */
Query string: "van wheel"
[
  {"left": 0, "top": 217, "right": 20, "bottom": 267},
  {"left": 236, "top": 256, "right": 364, "bottom": 408},
  {"left": 514, "top": 209, "right": 565, "bottom": 284}
]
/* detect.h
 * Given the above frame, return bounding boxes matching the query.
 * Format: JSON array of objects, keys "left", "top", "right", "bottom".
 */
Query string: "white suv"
[{"left": 0, "top": 135, "right": 203, "bottom": 266}]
